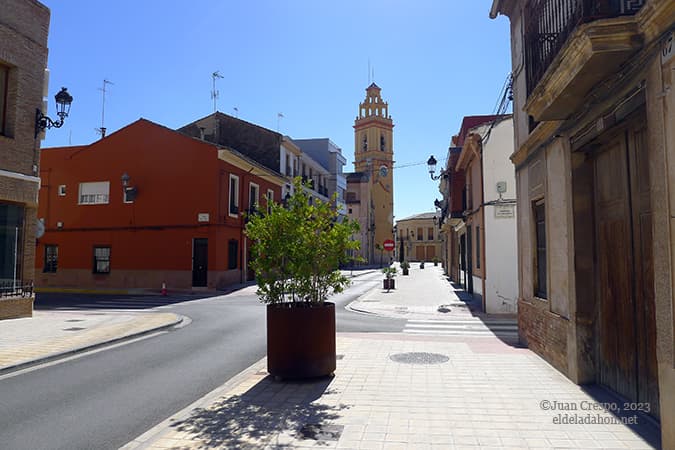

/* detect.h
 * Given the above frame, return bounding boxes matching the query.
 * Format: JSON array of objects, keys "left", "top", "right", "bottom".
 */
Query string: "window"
[
  {"left": 266, "top": 189, "right": 274, "bottom": 214},
  {"left": 93, "top": 246, "right": 111, "bottom": 274},
  {"left": 229, "top": 174, "right": 239, "bottom": 216},
  {"left": 534, "top": 201, "right": 547, "bottom": 298},
  {"left": 0, "top": 64, "right": 8, "bottom": 136},
  {"left": 0, "top": 203, "right": 24, "bottom": 283},
  {"left": 58, "top": 185, "right": 66, "bottom": 196},
  {"left": 79, "top": 181, "right": 110, "bottom": 205},
  {"left": 428, "top": 227, "right": 434, "bottom": 241},
  {"left": 228, "top": 239, "right": 238, "bottom": 269},
  {"left": 249, "top": 183, "right": 259, "bottom": 212},
  {"left": 123, "top": 187, "right": 137, "bottom": 203},
  {"left": 476, "top": 226, "right": 480, "bottom": 269},
  {"left": 417, "top": 227, "right": 423, "bottom": 241},
  {"left": 285, "top": 154, "right": 291, "bottom": 175},
  {"left": 44, "top": 245, "right": 58, "bottom": 273}
]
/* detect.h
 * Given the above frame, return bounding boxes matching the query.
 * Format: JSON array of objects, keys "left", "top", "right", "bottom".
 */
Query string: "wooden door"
[
  {"left": 192, "top": 238, "right": 208, "bottom": 287},
  {"left": 426, "top": 246, "right": 436, "bottom": 260},
  {"left": 415, "top": 246, "right": 425, "bottom": 261},
  {"left": 593, "top": 116, "right": 659, "bottom": 418}
]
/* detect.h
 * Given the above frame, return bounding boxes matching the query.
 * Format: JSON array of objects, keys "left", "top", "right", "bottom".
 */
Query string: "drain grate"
[
  {"left": 297, "top": 424, "right": 344, "bottom": 441},
  {"left": 65, "top": 319, "right": 84, "bottom": 322},
  {"left": 63, "top": 327, "right": 86, "bottom": 331},
  {"left": 389, "top": 352, "right": 449, "bottom": 365},
  {"left": 336, "top": 354, "right": 344, "bottom": 360}
]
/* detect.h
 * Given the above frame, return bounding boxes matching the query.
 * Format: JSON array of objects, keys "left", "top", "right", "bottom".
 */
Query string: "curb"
[
  {"left": 121, "top": 355, "right": 268, "bottom": 449},
  {"left": 0, "top": 313, "right": 185, "bottom": 375}
]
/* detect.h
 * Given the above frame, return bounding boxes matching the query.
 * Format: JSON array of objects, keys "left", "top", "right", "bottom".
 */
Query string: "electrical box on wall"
[{"left": 496, "top": 181, "right": 507, "bottom": 193}]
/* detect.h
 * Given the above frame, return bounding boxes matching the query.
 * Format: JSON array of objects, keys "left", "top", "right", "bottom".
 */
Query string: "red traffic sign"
[{"left": 383, "top": 239, "right": 395, "bottom": 251}]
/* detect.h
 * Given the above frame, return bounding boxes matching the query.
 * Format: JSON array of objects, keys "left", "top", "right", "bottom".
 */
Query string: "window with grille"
[
  {"left": 93, "top": 246, "right": 110, "bottom": 274},
  {"left": 44, "top": 245, "right": 58, "bottom": 273},
  {"left": 79, "top": 182, "right": 110, "bottom": 205},
  {"left": 228, "top": 239, "right": 238, "bottom": 269}
]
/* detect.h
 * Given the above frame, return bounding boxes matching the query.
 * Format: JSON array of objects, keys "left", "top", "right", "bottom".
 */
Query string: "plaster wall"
[{"left": 544, "top": 139, "right": 573, "bottom": 319}]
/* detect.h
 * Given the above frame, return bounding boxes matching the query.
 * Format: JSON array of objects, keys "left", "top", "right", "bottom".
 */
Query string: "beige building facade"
[
  {"left": 491, "top": 0, "right": 674, "bottom": 444},
  {"left": 0, "top": 0, "right": 51, "bottom": 319},
  {"left": 395, "top": 213, "right": 442, "bottom": 264}
]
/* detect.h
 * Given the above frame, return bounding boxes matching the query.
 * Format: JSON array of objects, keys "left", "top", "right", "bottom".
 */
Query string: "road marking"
[
  {"left": 404, "top": 318, "right": 518, "bottom": 338},
  {"left": 0, "top": 331, "right": 167, "bottom": 381}
]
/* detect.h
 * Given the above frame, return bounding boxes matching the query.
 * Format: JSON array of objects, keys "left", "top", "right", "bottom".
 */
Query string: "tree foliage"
[{"left": 245, "top": 177, "right": 360, "bottom": 305}]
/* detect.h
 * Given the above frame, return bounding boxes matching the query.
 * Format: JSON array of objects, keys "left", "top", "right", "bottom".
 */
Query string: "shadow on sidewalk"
[
  {"left": 441, "top": 280, "right": 523, "bottom": 349},
  {"left": 581, "top": 384, "right": 661, "bottom": 449},
  {"left": 170, "top": 375, "right": 350, "bottom": 448}
]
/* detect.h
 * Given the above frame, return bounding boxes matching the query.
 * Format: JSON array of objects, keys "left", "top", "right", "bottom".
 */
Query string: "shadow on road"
[
  {"left": 170, "top": 375, "right": 350, "bottom": 448},
  {"left": 34, "top": 282, "right": 258, "bottom": 311}
]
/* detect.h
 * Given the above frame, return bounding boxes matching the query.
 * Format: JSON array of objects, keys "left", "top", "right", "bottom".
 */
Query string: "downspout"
[{"left": 479, "top": 137, "right": 487, "bottom": 313}]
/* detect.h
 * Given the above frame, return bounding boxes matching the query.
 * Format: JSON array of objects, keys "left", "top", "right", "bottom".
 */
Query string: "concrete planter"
[{"left": 266, "top": 302, "right": 336, "bottom": 379}]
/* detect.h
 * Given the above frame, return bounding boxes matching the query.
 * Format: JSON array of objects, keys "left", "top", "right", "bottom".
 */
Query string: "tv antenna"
[
  {"left": 96, "top": 79, "right": 113, "bottom": 138},
  {"left": 211, "top": 71, "right": 224, "bottom": 112}
]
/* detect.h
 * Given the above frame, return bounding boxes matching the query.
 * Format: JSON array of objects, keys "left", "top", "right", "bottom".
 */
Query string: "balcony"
[{"left": 524, "top": 0, "right": 644, "bottom": 121}]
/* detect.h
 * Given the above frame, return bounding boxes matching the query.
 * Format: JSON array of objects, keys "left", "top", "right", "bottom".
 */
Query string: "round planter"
[{"left": 266, "top": 302, "right": 336, "bottom": 379}]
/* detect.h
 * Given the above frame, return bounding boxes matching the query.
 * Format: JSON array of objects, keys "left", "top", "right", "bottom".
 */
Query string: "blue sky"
[{"left": 40, "top": 0, "right": 511, "bottom": 222}]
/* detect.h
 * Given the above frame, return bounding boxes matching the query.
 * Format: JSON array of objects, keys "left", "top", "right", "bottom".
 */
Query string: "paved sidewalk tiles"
[
  {"left": 0, "top": 310, "right": 181, "bottom": 372},
  {"left": 131, "top": 334, "right": 659, "bottom": 449}
]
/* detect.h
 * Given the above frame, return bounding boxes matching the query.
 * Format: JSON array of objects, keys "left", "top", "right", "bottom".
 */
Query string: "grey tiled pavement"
[
  {"left": 0, "top": 309, "right": 181, "bottom": 373},
  {"left": 124, "top": 265, "right": 661, "bottom": 450}
]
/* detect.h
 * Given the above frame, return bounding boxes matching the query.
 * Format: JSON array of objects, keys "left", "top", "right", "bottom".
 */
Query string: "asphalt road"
[{"left": 0, "top": 270, "right": 403, "bottom": 450}]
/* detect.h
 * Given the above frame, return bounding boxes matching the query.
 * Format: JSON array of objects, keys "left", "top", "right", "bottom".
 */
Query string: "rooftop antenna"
[
  {"left": 96, "top": 79, "right": 113, "bottom": 138},
  {"left": 211, "top": 71, "right": 224, "bottom": 112},
  {"left": 277, "top": 112, "right": 284, "bottom": 133},
  {"left": 233, "top": 106, "right": 239, "bottom": 118}
]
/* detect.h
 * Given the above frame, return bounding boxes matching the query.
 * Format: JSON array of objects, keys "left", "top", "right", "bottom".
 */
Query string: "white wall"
[{"left": 483, "top": 118, "right": 518, "bottom": 314}]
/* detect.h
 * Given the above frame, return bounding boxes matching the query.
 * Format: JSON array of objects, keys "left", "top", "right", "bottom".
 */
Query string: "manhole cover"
[
  {"left": 389, "top": 352, "right": 449, "bottom": 365},
  {"left": 437, "top": 305, "right": 452, "bottom": 313},
  {"left": 297, "top": 424, "right": 344, "bottom": 441}
]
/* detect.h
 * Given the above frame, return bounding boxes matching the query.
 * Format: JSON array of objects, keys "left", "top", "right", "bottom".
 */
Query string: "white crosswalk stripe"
[{"left": 404, "top": 318, "right": 518, "bottom": 338}]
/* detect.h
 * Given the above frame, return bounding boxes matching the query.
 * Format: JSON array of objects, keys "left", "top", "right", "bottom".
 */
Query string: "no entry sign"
[{"left": 383, "top": 239, "right": 395, "bottom": 251}]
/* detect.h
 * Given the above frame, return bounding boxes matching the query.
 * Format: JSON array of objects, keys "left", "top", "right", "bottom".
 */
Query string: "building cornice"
[{"left": 510, "top": 120, "right": 563, "bottom": 168}]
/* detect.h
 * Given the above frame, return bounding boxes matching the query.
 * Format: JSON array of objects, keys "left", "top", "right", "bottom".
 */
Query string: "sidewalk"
[
  {"left": 124, "top": 266, "right": 661, "bottom": 450},
  {"left": 348, "top": 263, "right": 490, "bottom": 321},
  {"left": 0, "top": 309, "right": 182, "bottom": 373}
]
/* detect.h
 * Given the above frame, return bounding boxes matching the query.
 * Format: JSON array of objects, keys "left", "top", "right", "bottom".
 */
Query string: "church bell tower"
[{"left": 353, "top": 83, "right": 394, "bottom": 261}]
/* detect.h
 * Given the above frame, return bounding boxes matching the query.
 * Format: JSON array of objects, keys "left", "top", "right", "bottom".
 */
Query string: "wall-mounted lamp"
[
  {"left": 427, "top": 155, "right": 447, "bottom": 181},
  {"left": 121, "top": 172, "right": 138, "bottom": 202},
  {"left": 35, "top": 87, "right": 73, "bottom": 138}
]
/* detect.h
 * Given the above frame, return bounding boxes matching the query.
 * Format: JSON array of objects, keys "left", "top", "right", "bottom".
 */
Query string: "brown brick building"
[{"left": 0, "top": 0, "right": 51, "bottom": 319}]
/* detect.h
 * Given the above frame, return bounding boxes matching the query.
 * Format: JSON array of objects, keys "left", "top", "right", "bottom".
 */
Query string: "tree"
[{"left": 245, "top": 177, "right": 360, "bottom": 305}]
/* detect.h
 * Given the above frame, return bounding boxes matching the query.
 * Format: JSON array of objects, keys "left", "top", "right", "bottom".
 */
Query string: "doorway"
[
  {"left": 591, "top": 114, "right": 659, "bottom": 419},
  {"left": 192, "top": 238, "right": 208, "bottom": 287}
]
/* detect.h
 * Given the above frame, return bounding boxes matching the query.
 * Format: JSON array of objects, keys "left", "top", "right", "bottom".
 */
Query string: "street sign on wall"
[{"left": 383, "top": 239, "right": 395, "bottom": 251}]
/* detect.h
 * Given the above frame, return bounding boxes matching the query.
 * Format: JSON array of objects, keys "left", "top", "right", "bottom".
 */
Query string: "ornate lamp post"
[{"left": 35, "top": 87, "right": 73, "bottom": 137}]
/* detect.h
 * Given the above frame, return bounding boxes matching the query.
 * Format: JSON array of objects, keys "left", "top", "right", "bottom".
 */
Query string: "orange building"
[{"left": 35, "top": 119, "right": 284, "bottom": 292}]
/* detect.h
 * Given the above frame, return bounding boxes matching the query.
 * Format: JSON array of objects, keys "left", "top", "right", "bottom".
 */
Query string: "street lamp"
[
  {"left": 35, "top": 87, "right": 73, "bottom": 138},
  {"left": 427, "top": 155, "right": 448, "bottom": 181}
]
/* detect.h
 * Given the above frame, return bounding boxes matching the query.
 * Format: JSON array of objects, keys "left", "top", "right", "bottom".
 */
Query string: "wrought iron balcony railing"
[
  {"left": 524, "top": 0, "right": 645, "bottom": 95},
  {"left": 0, "top": 281, "right": 34, "bottom": 298}
]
